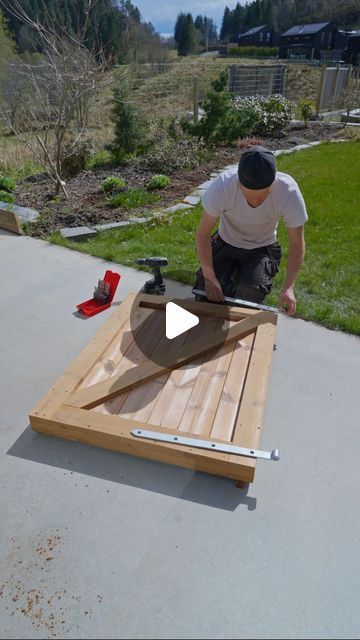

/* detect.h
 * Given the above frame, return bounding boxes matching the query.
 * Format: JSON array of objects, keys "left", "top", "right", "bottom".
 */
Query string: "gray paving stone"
[
  {"left": 94, "top": 221, "right": 131, "bottom": 231},
  {"left": 183, "top": 195, "right": 200, "bottom": 205},
  {"left": 162, "top": 203, "right": 193, "bottom": 213},
  {"left": 60, "top": 226, "right": 97, "bottom": 240},
  {"left": 0, "top": 202, "right": 39, "bottom": 223}
]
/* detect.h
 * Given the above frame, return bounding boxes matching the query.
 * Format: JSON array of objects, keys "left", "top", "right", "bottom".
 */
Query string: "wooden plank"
[
  {"left": 30, "top": 404, "right": 255, "bottom": 483},
  {"left": 93, "top": 309, "right": 166, "bottom": 415},
  {"left": 230, "top": 321, "right": 277, "bottom": 462},
  {"left": 78, "top": 305, "right": 153, "bottom": 390},
  {"left": 178, "top": 338, "right": 235, "bottom": 436},
  {"left": 29, "top": 293, "right": 137, "bottom": 420},
  {"left": 210, "top": 334, "right": 255, "bottom": 441},
  {"left": 0, "top": 209, "right": 23, "bottom": 234},
  {"left": 70, "top": 313, "right": 262, "bottom": 409},
  {"left": 147, "top": 318, "right": 220, "bottom": 429},
  {"left": 115, "top": 322, "right": 191, "bottom": 422}
]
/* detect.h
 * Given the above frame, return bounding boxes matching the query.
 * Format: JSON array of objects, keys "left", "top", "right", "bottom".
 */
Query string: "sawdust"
[{"left": 0, "top": 531, "right": 102, "bottom": 637}]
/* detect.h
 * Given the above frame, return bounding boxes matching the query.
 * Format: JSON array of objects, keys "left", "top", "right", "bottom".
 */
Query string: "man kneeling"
[{"left": 195, "top": 146, "right": 308, "bottom": 316}]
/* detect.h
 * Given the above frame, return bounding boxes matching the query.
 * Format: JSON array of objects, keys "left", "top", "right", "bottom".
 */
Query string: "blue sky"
[{"left": 133, "top": 1, "right": 233, "bottom": 36}]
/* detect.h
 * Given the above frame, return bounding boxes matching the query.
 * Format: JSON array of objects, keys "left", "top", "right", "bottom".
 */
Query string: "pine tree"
[
  {"left": 220, "top": 6, "right": 231, "bottom": 40},
  {"left": 176, "top": 13, "right": 197, "bottom": 56}
]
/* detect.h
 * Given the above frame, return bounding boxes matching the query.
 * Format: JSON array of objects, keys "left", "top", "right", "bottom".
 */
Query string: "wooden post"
[
  {"left": 193, "top": 76, "right": 200, "bottom": 124},
  {"left": 316, "top": 64, "right": 327, "bottom": 115}
]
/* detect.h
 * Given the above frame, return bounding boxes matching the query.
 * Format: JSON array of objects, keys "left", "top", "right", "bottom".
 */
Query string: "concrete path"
[{"left": 1, "top": 229, "right": 360, "bottom": 639}]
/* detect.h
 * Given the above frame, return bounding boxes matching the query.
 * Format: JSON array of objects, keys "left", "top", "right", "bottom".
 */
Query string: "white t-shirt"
[{"left": 201, "top": 169, "right": 308, "bottom": 249}]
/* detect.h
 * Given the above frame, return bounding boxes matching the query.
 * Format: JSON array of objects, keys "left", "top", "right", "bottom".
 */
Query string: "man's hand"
[
  {"left": 279, "top": 286, "right": 296, "bottom": 316},
  {"left": 204, "top": 274, "right": 225, "bottom": 303}
]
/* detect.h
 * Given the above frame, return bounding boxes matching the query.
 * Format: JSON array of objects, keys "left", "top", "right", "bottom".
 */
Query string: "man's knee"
[{"left": 235, "top": 283, "right": 266, "bottom": 303}]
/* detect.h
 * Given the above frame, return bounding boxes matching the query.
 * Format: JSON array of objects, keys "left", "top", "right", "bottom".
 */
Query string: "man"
[{"left": 195, "top": 145, "right": 307, "bottom": 315}]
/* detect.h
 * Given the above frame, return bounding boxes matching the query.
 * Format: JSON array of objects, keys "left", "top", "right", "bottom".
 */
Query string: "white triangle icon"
[{"left": 166, "top": 302, "right": 199, "bottom": 340}]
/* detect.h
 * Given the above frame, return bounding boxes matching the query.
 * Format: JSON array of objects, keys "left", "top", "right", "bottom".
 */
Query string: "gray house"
[{"left": 279, "top": 22, "right": 340, "bottom": 60}]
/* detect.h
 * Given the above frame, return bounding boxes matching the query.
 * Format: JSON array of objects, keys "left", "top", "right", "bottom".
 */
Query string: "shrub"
[
  {"left": 299, "top": 98, "right": 316, "bottom": 126},
  {"left": 228, "top": 46, "right": 278, "bottom": 58},
  {"left": 143, "top": 138, "right": 207, "bottom": 173},
  {"left": 146, "top": 175, "right": 170, "bottom": 190},
  {"left": 102, "top": 176, "right": 126, "bottom": 193},
  {"left": 182, "top": 70, "right": 258, "bottom": 144},
  {"left": 0, "top": 175, "right": 16, "bottom": 192},
  {"left": 234, "top": 94, "right": 295, "bottom": 136},
  {"left": 61, "top": 137, "right": 93, "bottom": 177},
  {"left": 109, "top": 187, "right": 159, "bottom": 209},
  {"left": 0, "top": 190, "right": 14, "bottom": 203}
]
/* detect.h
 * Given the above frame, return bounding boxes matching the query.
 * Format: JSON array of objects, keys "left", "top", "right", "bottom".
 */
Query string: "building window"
[
  {"left": 260, "top": 32, "right": 263, "bottom": 42},
  {"left": 266, "top": 32, "right": 271, "bottom": 42},
  {"left": 321, "top": 31, "right": 325, "bottom": 44}
]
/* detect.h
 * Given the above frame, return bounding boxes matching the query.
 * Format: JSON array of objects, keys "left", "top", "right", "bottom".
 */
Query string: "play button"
[
  {"left": 128, "top": 269, "right": 230, "bottom": 370},
  {"left": 166, "top": 302, "right": 199, "bottom": 339}
]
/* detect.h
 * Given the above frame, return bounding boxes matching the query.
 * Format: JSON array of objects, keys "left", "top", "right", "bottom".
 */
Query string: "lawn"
[{"left": 51, "top": 141, "right": 360, "bottom": 335}]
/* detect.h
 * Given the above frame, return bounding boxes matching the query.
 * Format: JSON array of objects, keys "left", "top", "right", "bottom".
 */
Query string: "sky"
[{"left": 133, "top": 0, "right": 233, "bottom": 37}]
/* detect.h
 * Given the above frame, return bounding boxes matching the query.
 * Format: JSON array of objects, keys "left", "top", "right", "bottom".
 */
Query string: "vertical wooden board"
[
  {"left": 231, "top": 322, "right": 277, "bottom": 455},
  {"left": 144, "top": 317, "right": 220, "bottom": 428},
  {"left": 30, "top": 294, "right": 137, "bottom": 420},
  {"left": 116, "top": 326, "right": 189, "bottom": 422},
  {"left": 177, "top": 329, "right": 236, "bottom": 437},
  {"left": 78, "top": 305, "right": 152, "bottom": 390},
  {"left": 93, "top": 309, "right": 166, "bottom": 415},
  {"left": 210, "top": 334, "right": 255, "bottom": 442}
]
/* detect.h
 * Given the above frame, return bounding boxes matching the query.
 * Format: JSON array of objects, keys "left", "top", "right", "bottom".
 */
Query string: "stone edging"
[{"left": 58, "top": 139, "right": 347, "bottom": 239}]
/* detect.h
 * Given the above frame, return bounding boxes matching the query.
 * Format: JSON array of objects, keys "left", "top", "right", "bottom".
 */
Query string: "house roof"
[
  {"left": 240, "top": 25, "right": 267, "bottom": 37},
  {"left": 281, "top": 22, "right": 331, "bottom": 37}
]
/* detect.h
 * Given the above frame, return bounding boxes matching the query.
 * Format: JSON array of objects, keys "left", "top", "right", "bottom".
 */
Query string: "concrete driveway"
[{"left": 1, "top": 229, "right": 359, "bottom": 639}]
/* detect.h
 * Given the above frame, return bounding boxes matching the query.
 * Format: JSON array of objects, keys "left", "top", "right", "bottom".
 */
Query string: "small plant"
[
  {"left": 0, "top": 190, "right": 14, "bottom": 203},
  {"left": 85, "top": 150, "right": 114, "bottom": 170},
  {"left": 299, "top": 98, "right": 315, "bottom": 126},
  {"left": 146, "top": 175, "right": 171, "bottom": 190},
  {"left": 102, "top": 176, "right": 126, "bottom": 193},
  {"left": 109, "top": 187, "right": 159, "bottom": 209},
  {"left": 0, "top": 175, "right": 16, "bottom": 192}
]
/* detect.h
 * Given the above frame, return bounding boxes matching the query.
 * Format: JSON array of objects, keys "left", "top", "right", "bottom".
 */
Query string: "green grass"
[
  {"left": 50, "top": 141, "right": 360, "bottom": 335},
  {"left": 109, "top": 187, "right": 160, "bottom": 209}
]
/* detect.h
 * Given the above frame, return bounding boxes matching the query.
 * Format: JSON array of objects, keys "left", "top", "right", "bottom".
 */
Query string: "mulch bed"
[{"left": 15, "top": 121, "right": 345, "bottom": 237}]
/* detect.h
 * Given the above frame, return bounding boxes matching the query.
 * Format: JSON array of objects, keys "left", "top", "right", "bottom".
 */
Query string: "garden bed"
[{"left": 15, "top": 121, "right": 344, "bottom": 237}]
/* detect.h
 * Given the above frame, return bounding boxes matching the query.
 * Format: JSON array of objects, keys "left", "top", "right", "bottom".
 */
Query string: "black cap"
[{"left": 238, "top": 146, "right": 276, "bottom": 190}]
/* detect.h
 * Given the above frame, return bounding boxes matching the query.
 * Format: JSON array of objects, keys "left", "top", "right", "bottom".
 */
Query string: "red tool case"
[{"left": 76, "top": 270, "right": 120, "bottom": 317}]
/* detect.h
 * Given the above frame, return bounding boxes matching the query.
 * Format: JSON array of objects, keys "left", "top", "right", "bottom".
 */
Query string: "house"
[
  {"left": 344, "top": 32, "right": 360, "bottom": 65},
  {"left": 279, "top": 21, "right": 340, "bottom": 61},
  {"left": 238, "top": 25, "right": 279, "bottom": 48}
]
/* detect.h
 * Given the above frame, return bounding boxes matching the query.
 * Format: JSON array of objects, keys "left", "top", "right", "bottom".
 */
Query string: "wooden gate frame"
[{"left": 29, "top": 294, "right": 278, "bottom": 484}]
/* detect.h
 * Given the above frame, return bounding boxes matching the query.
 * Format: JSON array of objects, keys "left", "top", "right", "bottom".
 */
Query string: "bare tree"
[{"left": 0, "top": 0, "right": 108, "bottom": 197}]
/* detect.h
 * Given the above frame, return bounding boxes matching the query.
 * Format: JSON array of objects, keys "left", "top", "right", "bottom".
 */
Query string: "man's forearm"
[
  {"left": 283, "top": 242, "right": 305, "bottom": 290},
  {"left": 195, "top": 232, "right": 215, "bottom": 278}
]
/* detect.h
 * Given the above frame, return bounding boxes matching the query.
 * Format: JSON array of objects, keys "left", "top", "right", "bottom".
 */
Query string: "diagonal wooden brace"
[{"left": 69, "top": 312, "right": 263, "bottom": 409}]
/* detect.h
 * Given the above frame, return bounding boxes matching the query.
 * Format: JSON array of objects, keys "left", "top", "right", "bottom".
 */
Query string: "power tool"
[{"left": 136, "top": 257, "right": 168, "bottom": 295}]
